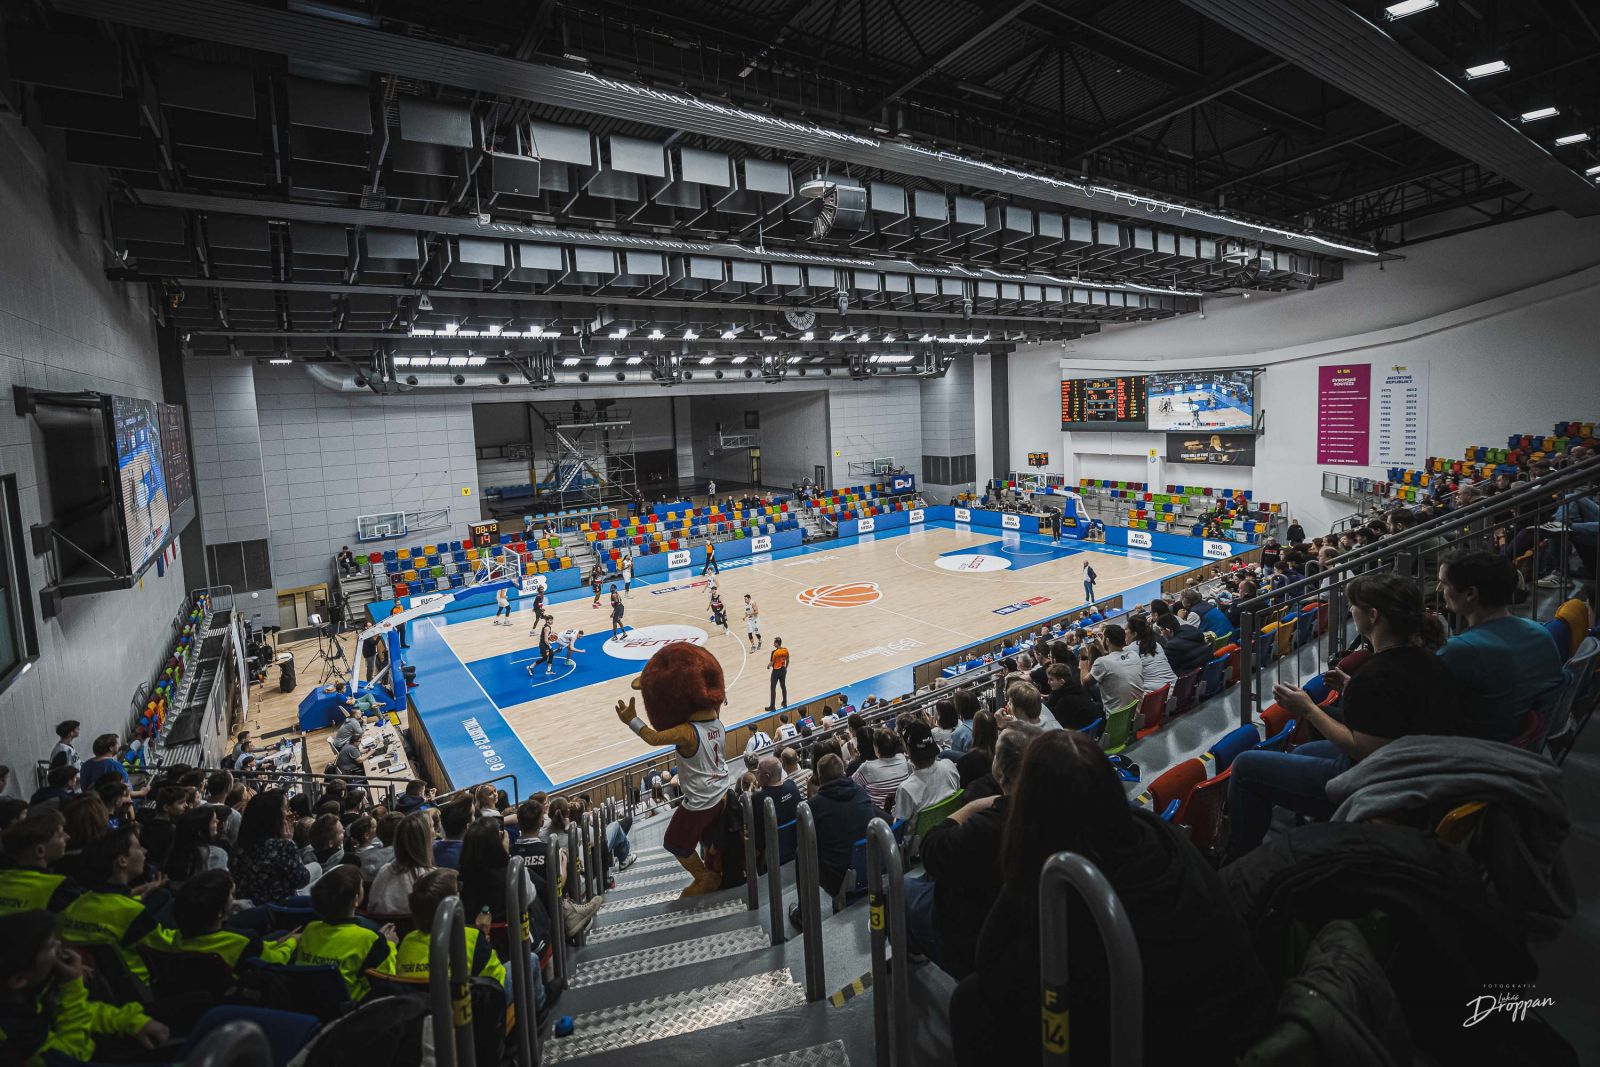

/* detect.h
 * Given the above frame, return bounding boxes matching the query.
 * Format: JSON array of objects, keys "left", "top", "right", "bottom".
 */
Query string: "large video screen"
[
  {"left": 113, "top": 396, "right": 171, "bottom": 574},
  {"left": 1166, "top": 431, "right": 1257, "bottom": 466},
  {"left": 158, "top": 402, "right": 193, "bottom": 513},
  {"left": 1061, "top": 376, "right": 1147, "bottom": 430},
  {"left": 1147, "top": 369, "right": 1257, "bottom": 432}
]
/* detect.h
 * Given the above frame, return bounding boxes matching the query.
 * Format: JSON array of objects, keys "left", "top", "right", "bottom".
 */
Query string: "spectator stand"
[
  {"left": 1073, "top": 478, "right": 1288, "bottom": 546},
  {"left": 915, "top": 595, "right": 1127, "bottom": 688}
]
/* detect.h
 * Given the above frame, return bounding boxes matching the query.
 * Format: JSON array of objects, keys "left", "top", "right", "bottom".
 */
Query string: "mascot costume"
[{"left": 615, "top": 642, "right": 729, "bottom": 897}]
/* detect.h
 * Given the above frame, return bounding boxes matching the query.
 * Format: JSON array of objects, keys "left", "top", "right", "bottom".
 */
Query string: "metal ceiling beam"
[
  {"left": 1206, "top": 122, "right": 1403, "bottom": 193},
  {"left": 1074, "top": 56, "right": 1289, "bottom": 158},
  {"left": 879, "top": 0, "right": 1037, "bottom": 105},
  {"left": 55, "top": 0, "right": 1377, "bottom": 257},
  {"left": 1177, "top": 0, "right": 1600, "bottom": 217}
]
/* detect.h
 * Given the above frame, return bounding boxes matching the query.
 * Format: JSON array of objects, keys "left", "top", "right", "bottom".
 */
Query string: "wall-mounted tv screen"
[
  {"left": 1061, "top": 376, "right": 1147, "bottom": 430},
  {"left": 1147, "top": 369, "right": 1257, "bottom": 432},
  {"left": 112, "top": 395, "right": 171, "bottom": 574},
  {"left": 159, "top": 402, "right": 193, "bottom": 515}
]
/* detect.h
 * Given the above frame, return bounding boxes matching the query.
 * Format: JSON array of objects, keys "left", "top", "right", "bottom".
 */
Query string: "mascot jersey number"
[{"left": 615, "top": 642, "right": 728, "bottom": 897}]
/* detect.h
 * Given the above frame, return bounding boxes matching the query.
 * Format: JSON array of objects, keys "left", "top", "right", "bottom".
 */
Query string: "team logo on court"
[
  {"left": 796, "top": 582, "right": 881, "bottom": 608},
  {"left": 602, "top": 624, "right": 709, "bottom": 660},
  {"left": 935, "top": 554, "right": 1012, "bottom": 573}
]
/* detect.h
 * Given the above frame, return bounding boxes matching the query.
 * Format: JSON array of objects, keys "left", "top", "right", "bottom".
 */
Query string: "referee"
[{"left": 766, "top": 637, "right": 790, "bottom": 711}]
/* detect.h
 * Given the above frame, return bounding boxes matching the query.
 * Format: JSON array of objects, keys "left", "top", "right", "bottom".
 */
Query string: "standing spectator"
[
  {"left": 229, "top": 789, "right": 311, "bottom": 906},
  {"left": 369, "top": 811, "right": 437, "bottom": 915},
  {"left": 432, "top": 798, "right": 474, "bottom": 869},
  {"left": 77, "top": 736, "right": 128, "bottom": 794},
  {"left": 852, "top": 729, "right": 912, "bottom": 815},
  {"left": 1082, "top": 561, "right": 1097, "bottom": 603},
  {"left": 1436, "top": 551, "right": 1566, "bottom": 740},
  {"left": 50, "top": 721, "right": 81, "bottom": 770},
  {"left": 1286, "top": 518, "right": 1306, "bottom": 545},
  {"left": 894, "top": 721, "right": 961, "bottom": 826},
  {"left": 950, "top": 731, "right": 1270, "bottom": 1065},
  {"left": 766, "top": 638, "right": 790, "bottom": 710}
]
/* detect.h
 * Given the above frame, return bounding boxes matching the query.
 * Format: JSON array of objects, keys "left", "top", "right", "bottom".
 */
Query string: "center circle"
[
  {"left": 602, "top": 624, "right": 710, "bottom": 660},
  {"left": 935, "top": 554, "right": 1013, "bottom": 573}
]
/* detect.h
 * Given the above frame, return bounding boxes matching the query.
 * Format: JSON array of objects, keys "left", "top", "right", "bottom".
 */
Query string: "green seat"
[
  {"left": 913, "top": 788, "right": 965, "bottom": 841},
  {"left": 1101, "top": 698, "right": 1139, "bottom": 755}
]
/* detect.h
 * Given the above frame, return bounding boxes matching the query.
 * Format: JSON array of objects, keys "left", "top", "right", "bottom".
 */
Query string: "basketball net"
[{"left": 475, "top": 550, "right": 522, "bottom": 587}]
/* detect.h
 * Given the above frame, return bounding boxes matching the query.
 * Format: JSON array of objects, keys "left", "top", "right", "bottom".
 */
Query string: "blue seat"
[
  {"left": 1160, "top": 798, "right": 1180, "bottom": 821},
  {"left": 181, "top": 1006, "right": 320, "bottom": 1067},
  {"left": 1208, "top": 725, "right": 1259, "bottom": 773},
  {"left": 1296, "top": 608, "right": 1319, "bottom": 646},
  {"left": 1301, "top": 673, "right": 1330, "bottom": 704},
  {"left": 1078, "top": 717, "right": 1104, "bottom": 742},
  {"left": 236, "top": 959, "right": 351, "bottom": 1022},
  {"left": 1254, "top": 630, "right": 1276, "bottom": 665},
  {"left": 1199, "top": 656, "right": 1227, "bottom": 700},
  {"left": 450, "top": 540, "right": 462, "bottom": 551},
  {"left": 1255, "top": 719, "right": 1298, "bottom": 753}
]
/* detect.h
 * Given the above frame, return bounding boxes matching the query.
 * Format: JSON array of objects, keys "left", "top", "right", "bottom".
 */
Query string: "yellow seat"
[
  {"left": 465, "top": 547, "right": 478, "bottom": 561},
  {"left": 544, "top": 548, "right": 555, "bottom": 560},
  {"left": 396, "top": 548, "right": 411, "bottom": 561},
  {"left": 585, "top": 531, "right": 596, "bottom": 542},
  {"left": 537, "top": 560, "right": 549, "bottom": 573}
]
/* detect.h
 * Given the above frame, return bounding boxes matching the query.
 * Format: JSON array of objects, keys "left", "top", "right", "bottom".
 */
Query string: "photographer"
[{"left": 1078, "top": 624, "right": 1143, "bottom": 714}]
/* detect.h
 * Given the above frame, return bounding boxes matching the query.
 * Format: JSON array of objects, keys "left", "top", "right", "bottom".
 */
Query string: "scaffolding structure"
[{"left": 535, "top": 407, "right": 638, "bottom": 508}]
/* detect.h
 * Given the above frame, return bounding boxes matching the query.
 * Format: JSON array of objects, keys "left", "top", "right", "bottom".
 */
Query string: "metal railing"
[
  {"left": 741, "top": 792, "right": 760, "bottom": 913},
  {"left": 1235, "top": 452, "right": 1600, "bottom": 726},
  {"left": 866, "top": 818, "right": 910, "bottom": 1067},
  {"left": 504, "top": 860, "right": 539, "bottom": 1067},
  {"left": 1039, "top": 852, "right": 1142, "bottom": 1066},
  {"left": 186, "top": 1021, "right": 272, "bottom": 1067},
  {"left": 795, "top": 802, "right": 826, "bottom": 1002},
  {"left": 429, "top": 896, "right": 478, "bottom": 1067},
  {"left": 763, "top": 797, "right": 784, "bottom": 946}
]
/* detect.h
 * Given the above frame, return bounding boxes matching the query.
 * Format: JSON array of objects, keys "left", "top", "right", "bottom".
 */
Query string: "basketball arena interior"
[{"left": 1, "top": 1, "right": 1599, "bottom": 1064}]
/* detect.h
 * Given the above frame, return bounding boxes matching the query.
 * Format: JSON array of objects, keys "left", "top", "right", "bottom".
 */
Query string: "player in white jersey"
[
  {"left": 615, "top": 642, "right": 730, "bottom": 897},
  {"left": 743, "top": 594, "right": 761, "bottom": 651},
  {"left": 554, "top": 627, "right": 584, "bottom": 665}
]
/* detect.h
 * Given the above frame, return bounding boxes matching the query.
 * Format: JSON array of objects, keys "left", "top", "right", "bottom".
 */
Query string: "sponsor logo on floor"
[
  {"left": 838, "top": 637, "right": 924, "bottom": 663},
  {"left": 602, "top": 624, "right": 710, "bottom": 659},
  {"left": 936, "top": 553, "right": 1012, "bottom": 573},
  {"left": 797, "top": 582, "right": 882, "bottom": 608},
  {"left": 994, "top": 596, "right": 1052, "bottom": 615},
  {"left": 650, "top": 579, "right": 710, "bottom": 596}
]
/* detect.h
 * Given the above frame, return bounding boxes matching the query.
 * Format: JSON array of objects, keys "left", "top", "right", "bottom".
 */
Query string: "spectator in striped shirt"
[{"left": 852, "top": 728, "right": 912, "bottom": 815}]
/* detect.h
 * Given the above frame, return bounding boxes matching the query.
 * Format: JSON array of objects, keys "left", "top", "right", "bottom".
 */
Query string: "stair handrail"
[
  {"left": 796, "top": 801, "right": 826, "bottom": 1002},
  {"left": 504, "top": 860, "right": 538, "bottom": 1067},
  {"left": 741, "top": 791, "right": 759, "bottom": 912},
  {"left": 866, "top": 818, "right": 911, "bottom": 1067},
  {"left": 539, "top": 834, "right": 568, "bottom": 988},
  {"left": 1039, "top": 851, "right": 1142, "bottom": 1066},
  {"left": 564, "top": 824, "right": 583, "bottom": 903},
  {"left": 763, "top": 796, "right": 784, "bottom": 946},
  {"left": 430, "top": 895, "right": 478, "bottom": 1067}
]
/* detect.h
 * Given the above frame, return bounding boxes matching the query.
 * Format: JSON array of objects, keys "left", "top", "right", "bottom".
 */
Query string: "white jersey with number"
[
  {"left": 679, "top": 718, "right": 728, "bottom": 811},
  {"left": 744, "top": 602, "right": 760, "bottom": 633},
  {"left": 557, "top": 628, "right": 579, "bottom": 649}
]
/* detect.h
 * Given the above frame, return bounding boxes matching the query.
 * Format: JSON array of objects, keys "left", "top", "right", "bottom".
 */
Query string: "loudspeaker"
[{"left": 279, "top": 659, "right": 297, "bottom": 693}]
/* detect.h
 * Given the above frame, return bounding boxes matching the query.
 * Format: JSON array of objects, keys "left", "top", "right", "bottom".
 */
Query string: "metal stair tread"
[
  {"left": 603, "top": 870, "right": 695, "bottom": 893},
  {"left": 543, "top": 968, "right": 806, "bottom": 1064},
  {"left": 570, "top": 924, "right": 771, "bottom": 988},
  {"left": 593, "top": 883, "right": 749, "bottom": 923},
  {"left": 554, "top": 934, "right": 792, "bottom": 1018},
  {"left": 586, "top": 896, "right": 750, "bottom": 946},
  {"left": 735, "top": 1041, "right": 851, "bottom": 1067}
]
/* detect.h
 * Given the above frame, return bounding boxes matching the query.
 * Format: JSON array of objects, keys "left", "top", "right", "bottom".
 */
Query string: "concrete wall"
[
  {"left": 187, "top": 359, "right": 269, "bottom": 545},
  {"left": 829, "top": 376, "right": 923, "bottom": 488},
  {"left": 919, "top": 354, "right": 976, "bottom": 501},
  {"left": 0, "top": 117, "right": 190, "bottom": 785},
  {"left": 1003, "top": 212, "right": 1600, "bottom": 534},
  {"left": 687, "top": 390, "right": 829, "bottom": 489}
]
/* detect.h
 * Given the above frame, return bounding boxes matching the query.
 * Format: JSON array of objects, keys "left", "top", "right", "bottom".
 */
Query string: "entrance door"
[
  {"left": 813, "top": 464, "right": 826, "bottom": 488},
  {"left": 747, "top": 447, "right": 762, "bottom": 487}
]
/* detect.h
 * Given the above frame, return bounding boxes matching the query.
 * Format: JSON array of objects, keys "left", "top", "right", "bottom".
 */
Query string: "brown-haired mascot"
[{"left": 615, "top": 641, "right": 728, "bottom": 897}]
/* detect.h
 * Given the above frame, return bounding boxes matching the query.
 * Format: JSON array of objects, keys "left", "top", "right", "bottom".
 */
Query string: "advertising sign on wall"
[
  {"left": 1001, "top": 513, "right": 1021, "bottom": 529},
  {"left": 858, "top": 517, "right": 876, "bottom": 533},
  {"left": 667, "top": 549, "right": 691, "bottom": 568},
  {"left": 954, "top": 507, "right": 972, "bottom": 522},
  {"left": 1316, "top": 364, "right": 1371, "bottom": 465},
  {"left": 1127, "top": 530, "right": 1153, "bottom": 548},
  {"left": 909, "top": 508, "right": 925, "bottom": 524},
  {"left": 1202, "top": 540, "right": 1234, "bottom": 559},
  {"left": 1374, "top": 362, "right": 1429, "bottom": 468},
  {"left": 1166, "top": 432, "right": 1257, "bottom": 466}
]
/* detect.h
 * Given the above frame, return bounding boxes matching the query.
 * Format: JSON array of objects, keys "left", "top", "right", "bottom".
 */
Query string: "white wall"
[
  {"left": 829, "top": 376, "right": 923, "bottom": 488},
  {"left": 1004, "top": 212, "right": 1600, "bottom": 533},
  {"left": 919, "top": 354, "right": 977, "bottom": 500},
  {"left": 0, "top": 116, "right": 191, "bottom": 780}
]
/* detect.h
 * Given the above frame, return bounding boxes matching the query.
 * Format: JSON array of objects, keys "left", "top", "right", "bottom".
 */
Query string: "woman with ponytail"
[
  {"left": 1124, "top": 612, "right": 1177, "bottom": 694},
  {"left": 1223, "top": 572, "right": 1463, "bottom": 861}
]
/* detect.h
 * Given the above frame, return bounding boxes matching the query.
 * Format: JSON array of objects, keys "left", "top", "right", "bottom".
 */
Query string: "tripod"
[{"left": 309, "top": 623, "right": 349, "bottom": 687}]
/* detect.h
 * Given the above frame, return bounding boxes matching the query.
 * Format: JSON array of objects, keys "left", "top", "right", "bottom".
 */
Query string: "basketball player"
[
  {"left": 493, "top": 586, "right": 512, "bottom": 626},
  {"left": 709, "top": 590, "right": 729, "bottom": 632},
  {"left": 527, "top": 587, "right": 549, "bottom": 634},
  {"left": 609, "top": 587, "right": 625, "bottom": 639},
  {"left": 555, "top": 626, "right": 585, "bottom": 666},
  {"left": 743, "top": 594, "right": 761, "bottom": 651},
  {"left": 590, "top": 564, "right": 604, "bottom": 608},
  {"left": 621, "top": 553, "right": 634, "bottom": 598},
  {"left": 530, "top": 619, "right": 557, "bottom": 677}
]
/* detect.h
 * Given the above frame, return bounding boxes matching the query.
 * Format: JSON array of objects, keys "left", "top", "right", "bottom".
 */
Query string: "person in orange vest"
[{"left": 766, "top": 638, "right": 790, "bottom": 711}]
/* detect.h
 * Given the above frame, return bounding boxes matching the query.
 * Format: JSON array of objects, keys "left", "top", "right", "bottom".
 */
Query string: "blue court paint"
[{"left": 463, "top": 630, "right": 642, "bottom": 708}]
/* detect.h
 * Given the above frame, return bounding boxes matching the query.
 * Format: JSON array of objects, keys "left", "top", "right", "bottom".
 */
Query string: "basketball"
[{"left": 796, "top": 582, "right": 883, "bottom": 608}]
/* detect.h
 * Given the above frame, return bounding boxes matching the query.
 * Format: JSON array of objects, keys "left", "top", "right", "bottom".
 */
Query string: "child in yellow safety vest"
[
  {"left": 0, "top": 812, "right": 80, "bottom": 916},
  {"left": 141, "top": 870, "right": 295, "bottom": 972},
  {"left": 290, "top": 865, "right": 396, "bottom": 1002},
  {"left": 57, "top": 828, "right": 168, "bottom": 982},
  {"left": 389, "top": 869, "right": 505, "bottom": 987}
]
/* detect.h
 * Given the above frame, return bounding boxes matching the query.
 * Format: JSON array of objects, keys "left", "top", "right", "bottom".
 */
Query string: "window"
[
  {"left": 744, "top": 409, "right": 760, "bottom": 430},
  {"left": 205, "top": 538, "right": 274, "bottom": 592},
  {"left": 0, "top": 475, "right": 40, "bottom": 696}
]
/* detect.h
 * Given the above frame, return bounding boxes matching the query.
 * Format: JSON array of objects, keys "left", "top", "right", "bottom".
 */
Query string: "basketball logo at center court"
[{"left": 797, "top": 582, "right": 881, "bottom": 608}]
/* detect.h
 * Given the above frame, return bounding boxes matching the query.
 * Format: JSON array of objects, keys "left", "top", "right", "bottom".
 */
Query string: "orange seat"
[
  {"left": 1146, "top": 758, "right": 1207, "bottom": 824},
  {"left": 1258, "top": 701, "right": 1293, "bottom": 739},
  {"left": 1134, "top": 683, "right": 1172, "bottom": 740}
]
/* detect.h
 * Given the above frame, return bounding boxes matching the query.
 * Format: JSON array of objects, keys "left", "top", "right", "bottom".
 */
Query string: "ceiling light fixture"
[
  {"left": 1464, "top": 59, "right": 1510, "bottom": 79},
  {"left": 448, "top": 356, "right": 468, "bottom": 367},
  {"left": 393, "top": 356, "right": 411, "bottom": 367},
  {"left": 1555, "top": 132, "right": 1592, "bottom": 145},
  {"left": 428, "top": 356, "right": 449, "bottom": 367},
  {"left": 442, "top": 322, "right": 459, "bottom": 334},
  {"left": 699, "top": 356, "right": 715, "bottom": 365},
  {"left": 595, "top": 356, "right": 614, "bottom": 367},
  {"left": 625, "top": 356, "right": 643, "bottom": 366},
  {"left": 486, "top": 324, "right": 503, "bottom": 335},
  {"left": 647, "top": 329, "right": 665, "bottom": 340},
  {"left": 684, "top": 329, "right": 700, "bottom": 340},
  {"left": 1520, "top": 107, "right": 1559, "bottom": 123},
  {"left": 610, "top": 328, "right": 629, "bottom": 339},
  {"left": 561, "top": 357, "right": 581, "bottom": 367},
  {"left": 732, "top": 355, "right": 748, "bottom": 364},
  {"left": 800, "top": 331, "right": 814, "bottom": 341},
  {"left": 720, "top": 329, "right": 737, "bottom": 340},
  {"left": 269, "top": 357, "right": 292, "bottom": 365},
  {"left": 409, "top": 328, "right": 434, "bottom": 337},
  {"left": 467, "top": 356, "right": 487, "bottom": 367},
  {"left": 1383, "top": 0, "right": 1437, "bottom": 19},
  {"left": 761, "top": 334, "right": 778, "bottom": 341}
]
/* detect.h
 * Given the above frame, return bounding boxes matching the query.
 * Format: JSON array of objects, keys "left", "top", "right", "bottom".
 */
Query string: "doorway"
[{"left": 747, "top": 447, "right": 762, "bottom": 487}]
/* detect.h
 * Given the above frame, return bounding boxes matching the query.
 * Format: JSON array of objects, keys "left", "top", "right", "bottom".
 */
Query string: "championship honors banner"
[{"left": 1166, "top": 432, "right": 1256, "bottom": 466}]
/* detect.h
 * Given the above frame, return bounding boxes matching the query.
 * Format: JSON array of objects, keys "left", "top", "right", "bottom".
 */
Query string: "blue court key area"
[
  {"left": 464, "top": 630, "right": 642, "bottom": 709},
  {"left": 940, "top": 536, "right": 1196, "bottom": 570}
]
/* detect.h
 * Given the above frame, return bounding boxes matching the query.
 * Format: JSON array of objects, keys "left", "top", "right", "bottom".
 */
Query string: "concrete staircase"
[{"left": 547, "top": 833, "right": 957, "bottom": 1067}]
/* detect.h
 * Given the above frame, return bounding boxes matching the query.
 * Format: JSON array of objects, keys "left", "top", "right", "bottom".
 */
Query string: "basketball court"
[{"left": 403, "top": 520, "right": 1204, "bottom": 793}]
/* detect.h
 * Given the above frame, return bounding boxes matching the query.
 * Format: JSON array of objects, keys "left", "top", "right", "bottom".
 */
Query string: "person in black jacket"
[
  {"left": 951, "top": 730, "right": 1271, "bottom": 1067},
  {"left": 789, "top": 756, "right": 883, "bottom": 928},
  {"left": 1042, "top": 663, "right": 1098, "bottom": 731},
  {"left": 907, "top": 722, "right": 1037, "bottom": 978},
  {"left": 1155, "top": 613, "right": 1213, "bottom": 675}
]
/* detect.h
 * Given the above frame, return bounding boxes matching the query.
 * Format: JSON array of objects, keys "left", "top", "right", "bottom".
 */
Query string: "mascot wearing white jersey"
[{"left": 615, "top": 642, "right": 729, "bottom": 897}]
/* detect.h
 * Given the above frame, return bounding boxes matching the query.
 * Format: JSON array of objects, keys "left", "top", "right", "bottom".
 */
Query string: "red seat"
[
  {"left": 1146, "top": 758, "right": 1206, "bottom": 824},
  {"left": 1182, "top": 772, "right": 1232, "bottom": 850},
  {"left": 1258, "top": 701, "right": 1293, "bottom": 739},
  {"left": 1511, "top": 707, "right": 1544, "bottom": 751},
  {"left": 1134, "top": 683, "right": 1172, "bottom": 740},
  {"left": 1171, "top": 668, "right": 1202, "bottom": 717}
]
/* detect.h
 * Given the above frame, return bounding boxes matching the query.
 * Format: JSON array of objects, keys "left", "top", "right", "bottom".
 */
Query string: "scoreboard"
[{"left": 1061, "top": 376, "right": 1147, "bottom": 430}]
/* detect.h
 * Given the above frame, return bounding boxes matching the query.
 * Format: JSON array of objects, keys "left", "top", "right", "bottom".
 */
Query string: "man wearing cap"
[{"left": 894, "top": 719, "right": 962, "bottom": 827}]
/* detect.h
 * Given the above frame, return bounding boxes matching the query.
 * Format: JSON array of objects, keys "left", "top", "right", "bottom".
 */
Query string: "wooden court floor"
[{"left": 432, "top": 526, "right": 1188, "bottom": 786}]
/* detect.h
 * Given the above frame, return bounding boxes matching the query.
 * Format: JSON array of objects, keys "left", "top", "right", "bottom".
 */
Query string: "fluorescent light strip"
[
  {"left": 1520, "top": 107, "right": 1559, "bottom": 123},
  {"left": 1465, "top": 60, "right": 1509, "bottom": 79},
  {"left": 731, "top": 356, "right": 748, "bottom": 364},
  {"left": 448, "top": 356, "right": 468, "bottom": 367},
  {"left": 1586, "top": 164, "right": 1600, "bottom": 175},
  {"left": 699, "top": 356, "right": 715, "bottom": 365},
  {"left": 1555, "top": 132, "right": 1592, "bottom": 146},
  {"left": 269, "top": 358, "right": 292, "bottom": 365},
  {"left": 1384, "top": 0, "right": 1437, "bottom": 18},
  {"left": 625, "top": 356, "right": 643, "bottom": 366},
  {"left": 467, "top": 356, "right": 487, "bottom": 367}
]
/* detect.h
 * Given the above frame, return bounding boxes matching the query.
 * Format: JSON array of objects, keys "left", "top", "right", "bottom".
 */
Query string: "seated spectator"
[
  {"left": 931, "top": 700, "right": 959, "bottom": 748},
  {"left": 852, "top": 729, "right": 912, "bottom": 815},
  {"left": 369, "top": 811, "right": 437, "bottom": 916},
  {"left": 432, "top": 797, "right": 474, "bottom": 869},
  {"left": 204, "top": 772, "right": 241, "bottom": 846},
  {"left": 944, "top": 690, "right": 981, "bottom": 758},
  {"left": 1155, "top": 613, "right": 1212, "bottom": 674},
  {"left": 999, "top": 681, "right": 1059, "bottom": 732},
  {"left": 310, "top": 814, "right": 346, "bottom": 870},
  {"left": 147, "top": 870, "right": 295, "bottom": 969},
  {"left": 780, "top": 748, "right": 812, "bottom": 797},
  {"left": 164, "top": 806, "right": 230, "bottom": 884},
  {"left": 394, "top": 870, "right": 505, "bottom": 986},
  {"left": 951, "top": 731, "right": 1270, "bottom": 1066},
  {"left": 0, "top": 911, "right": 168, "bottom": 1062},
  {"left": 775, "top": 715, "right": 799, "bottom": 742},
  {"left": 1082, "top": 625, "right": 1142, "bottom": 712},
  {"left": 137, "top": 786, "right": 193, "bottom": 876},
  {"left": 791, "top": 756, "right": 882, "bottom": 926},
  {"left": 906, "top": 722, "right": 1038, "bottom": 978},
  {"left": 955, "top": 711, "right": 999, "bottom": 790},
  {"left": 57, "top": 827, "right": 166, "bottom": 982},
  {"left": 332, "top": 708, "right": 368, "bottom": 752},
  {"left": 57, "top": 796, "right": 110, "bottom": 882},
  {"left": 29, "top": 765, "right": 79, "bottom": 809},
  {"left": 394, "top": 780, "right": 433, "bottom": 814},
  {"left": 750, "top": 757, "right": 802, "bottom": 867},
  {"left": 360, "top": 812, "right": 403, "bottom": 882},
  {"left": 230, "top": 790, "right": 311, "bottom": 906},
  {"left": 1225, "top": 573, "right": 1461, "bottom": 860},
  {"left": 894, "top": 721, "right": 962, "bottom": 826},
  {"left": 0, "top": 811, "right": 78, "bottom": 915},
  {"left": 1126, "top": 614, "right": 1178, "bottom": 694},
  {"left": 290, "top": 865, "right": 394, "bottom": 1002},
  {"left": 744, "top": 726, "right": 774, "bottom": 754},
  {"left": 1436, "top": 551, "right": 1566, "bottom": 740},
  {"left": 844, "top": 718, "right": 876, "bottom": 775}
]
